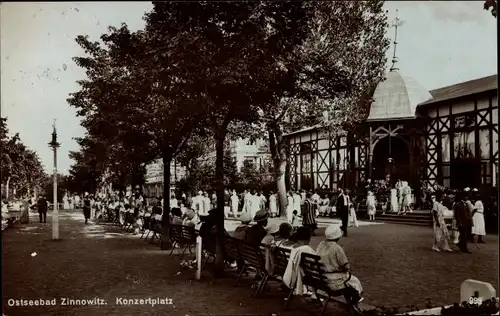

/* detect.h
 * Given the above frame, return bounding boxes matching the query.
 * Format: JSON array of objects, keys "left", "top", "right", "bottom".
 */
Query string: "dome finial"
[{"left": 390, "top": 10, "right": 405, "bottom": 72}]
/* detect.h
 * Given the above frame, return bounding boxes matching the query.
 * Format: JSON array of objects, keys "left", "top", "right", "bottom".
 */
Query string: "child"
[
  {"left": 366, "top": 191, "right": 376, "bottom": 221},
  {"left": 291, "top": 210, "right": 301, "bottom": 231},
  {"left": 348, "top": 202, "right": 359, "bottom": 227}
]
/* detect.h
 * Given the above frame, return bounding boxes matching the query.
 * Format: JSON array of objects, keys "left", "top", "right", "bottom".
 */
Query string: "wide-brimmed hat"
[
  {"left": 464, "top": 187, "right": 471, "bottom": 192},
  {"left": 253, "top": 210, "right": 269, "bottom": 222},
  {"left": 239, "top": 212, "right": 252, "bottom": 223},
  {"left": 197, "top": 190, "right": 203, "bottom": 195},
  {"left": 325, "top": 224, "right": 343, "bottom": 240},
  {"left": 266, "top": 224, "right": 280, "bottom": 234},
  {"left": 472, "top": 188, "right": 479, "bottom": 192}
]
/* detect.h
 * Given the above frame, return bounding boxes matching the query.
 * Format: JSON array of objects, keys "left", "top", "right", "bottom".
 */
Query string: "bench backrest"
[
  {"left": 170, "top": 224, "right": 183, "bottom": 242},
  {"left": 300, "top": 252, "right": 329, "bottom": 292},
  {"left": 180, "top": 225, "right": 197, "bottom": 243},
  {"left": 238, "top": 240, "right": 266, "bottom": 270},
  {"left": 220, "top": 235, "right": 241, "bottom": 261},
  {"left": 272, "top": 246, "right": 291, "bottom": 276}
]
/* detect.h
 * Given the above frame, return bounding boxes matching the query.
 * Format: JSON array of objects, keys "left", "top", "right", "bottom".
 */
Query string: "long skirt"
[
  {"left": 348, "top": 209, "right": 359, "bottom": 227},
  {"left": 471, "top": 212, "right": 486, "bottom": 236},
  {"left": 433, "top": 222, "right": 451, "bottom": 250},
  {"left": 83, "top": 207, "right": 90, "bottom": 219},
  {"left": 324, "top": 272, "right": 363, "bottom": 295}
]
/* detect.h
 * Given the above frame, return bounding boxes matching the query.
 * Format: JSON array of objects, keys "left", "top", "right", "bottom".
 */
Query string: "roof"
[
  {"left": 366, "top": 70, "right": 433, "bottom": 122},
  {"left": 419, "top": 74, "right": 497, "bottom": 107}
]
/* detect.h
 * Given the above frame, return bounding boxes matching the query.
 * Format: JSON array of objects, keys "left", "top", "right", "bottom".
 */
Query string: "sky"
[{"left": 1, "top": 1, "right": 497, "bottom": 175}]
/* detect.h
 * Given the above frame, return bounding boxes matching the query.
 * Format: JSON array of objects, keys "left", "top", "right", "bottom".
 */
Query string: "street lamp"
[{"left": 48, "top": 121, "right": 60, "bottom": 240}]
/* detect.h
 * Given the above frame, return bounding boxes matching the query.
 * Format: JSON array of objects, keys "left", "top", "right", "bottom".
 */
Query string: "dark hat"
[{"left": 253, "top": 210, "right": 269, "bottom": 222}]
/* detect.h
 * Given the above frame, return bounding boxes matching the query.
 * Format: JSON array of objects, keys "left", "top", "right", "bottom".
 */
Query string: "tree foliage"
[
  {"left": 1, "top": 117, "right": 46, "bottom": 199},
  {"left": 484, "top": 0, "right": 498, "bottom": 18}
]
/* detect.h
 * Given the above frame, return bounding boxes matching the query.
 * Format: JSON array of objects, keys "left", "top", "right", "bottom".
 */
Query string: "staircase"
[{"left": 375, "top": 210, "right": 433, "bottom": 226}]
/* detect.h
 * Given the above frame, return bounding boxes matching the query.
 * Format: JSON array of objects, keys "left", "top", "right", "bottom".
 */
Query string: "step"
[{"left": 376, "top": 220, "right": 432, "bottom": 227}]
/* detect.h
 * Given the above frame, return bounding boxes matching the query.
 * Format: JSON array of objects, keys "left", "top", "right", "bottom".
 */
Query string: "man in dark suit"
[
  {"left": 335, "top": 188, "right": 350, "bottom": 237},
  {"left": 453, "top": 191, "right": 472, "bottom": 253},
  {"left": 37, "top": 196, "right": 48, "bottom": 223}
]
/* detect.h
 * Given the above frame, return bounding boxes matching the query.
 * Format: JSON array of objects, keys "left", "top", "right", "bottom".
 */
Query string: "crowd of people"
[{"left": 431, "top": 187, "right": 486, "bottom": 253}]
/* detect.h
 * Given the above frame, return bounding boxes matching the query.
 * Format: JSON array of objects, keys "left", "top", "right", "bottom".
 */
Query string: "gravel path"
[{"left": 2, "top": 210, "right": 497, "bottom": 315}]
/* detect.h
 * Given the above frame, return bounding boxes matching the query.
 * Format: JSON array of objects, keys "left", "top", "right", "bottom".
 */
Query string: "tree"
[
  {"left": 250, "top": 1, "right": 390, "bottom": 212},
  {"left": 1, "top": 117, "right": 46, "bottom": 199},
  {"left": 69, "top": 22, "right": 207, "bottom": 249},
  {"left": 484, "top": 0, "right": 497, "bottom": 18}
]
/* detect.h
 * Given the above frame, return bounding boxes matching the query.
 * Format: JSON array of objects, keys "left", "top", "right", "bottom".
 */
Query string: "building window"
[
  {"left": 453, "top": 131, "right": 475, "bottom": 159},
  {"left": 246, "top": 139, "right": 256, "bottom": 146}
]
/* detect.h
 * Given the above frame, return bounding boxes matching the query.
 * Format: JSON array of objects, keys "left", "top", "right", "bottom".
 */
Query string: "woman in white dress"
[
  {"left": 402, "top": 181, "right": 412, "bottom": 214},
  {"left": 390, "top": 188, "right": 398, "bottom": 213},
  {"left": 318, "top": 194, "right": 330, "bottom": 217},
  {"left": 471, "top": 189, "right": 486, "bottom": 243},
  {"left": 286, "top": 191, "right": 294, "bottom": 223},
  {"left": 366, "top": 191, "right": 376, "bottom": 221},
  {"left": 269, "top": 192, "right": 278, "bottom": 218},
  {"left": 231, "top": 190, "right": 239, "bottom": 217},
  {"left": 63, "top": 194, "right": 70, "bottom": 210}
]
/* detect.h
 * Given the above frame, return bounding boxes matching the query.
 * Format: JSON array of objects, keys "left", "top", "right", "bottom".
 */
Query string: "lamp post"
[{"left": 48, "top": 121, "right": 60, "bottom": 240}]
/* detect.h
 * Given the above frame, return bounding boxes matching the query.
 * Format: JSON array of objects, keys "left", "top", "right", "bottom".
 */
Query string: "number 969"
[{"left": 469, "top": 297, "right": 483, "bottom": 305}]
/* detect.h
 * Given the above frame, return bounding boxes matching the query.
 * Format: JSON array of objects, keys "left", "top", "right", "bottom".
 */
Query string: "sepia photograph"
[{"left": 1, "top": 1, "right": 498, "bottom": 315}]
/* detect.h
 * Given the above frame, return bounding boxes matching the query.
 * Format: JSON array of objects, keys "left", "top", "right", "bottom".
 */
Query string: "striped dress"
[{"left": 302, "top": 199, "right": 317, "bottom": 228}]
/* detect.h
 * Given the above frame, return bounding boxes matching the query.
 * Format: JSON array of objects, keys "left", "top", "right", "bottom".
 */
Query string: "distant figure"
[
  {"left": 366, "top": 191, "right": 376, "bottom": 221},
  {"left": 453, "top": 190, "right": 472, "bottom": 253},
  {"left": 335, "top": 189, "right": 350, "bottom": 237},
  {"left": 471, "top": 188, "right": 486, "bottom": 244},
  {"left": 37, "top": 196, "right": 48, "bottom": 224},
  {"left": 286, "top": 191, "right": 294, "bottom": 223},
  {"left": 20, "top": 197, "right": 30, "bottom": 224},
  {"left": 83, "top": 193, "right": 91, "bottom": 224},
  {"left": 231, "top": 190, "right": 239, "bottom": 217},
  {"left": 269, "top": 192, "right": 278, "bottom": 218}
]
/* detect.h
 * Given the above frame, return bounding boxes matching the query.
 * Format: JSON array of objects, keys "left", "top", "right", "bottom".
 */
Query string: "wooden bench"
[
  {"left": 284, "top": 252, "right": 357, "bottom": 315},
  {"left": 169, "top": 224, "right": 197, "bottom": 260},
  {"left": 270, "top": 246, "right": 291, "bottom": 278},
  {"left": 148, "top": 218, "right": 163, "bottom": 245},
  {"left": 234, "top": 240, "right": 268, "bottom": 297}
]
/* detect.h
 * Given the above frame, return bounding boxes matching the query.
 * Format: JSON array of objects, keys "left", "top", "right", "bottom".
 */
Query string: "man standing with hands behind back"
[{"left": 336, "top": 188, "right": 350, "bottom": 237}]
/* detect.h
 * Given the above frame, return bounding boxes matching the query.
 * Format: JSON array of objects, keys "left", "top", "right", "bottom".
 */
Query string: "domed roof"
[{"left": 366, "top": 70, "right": 433, "bottom": 122}]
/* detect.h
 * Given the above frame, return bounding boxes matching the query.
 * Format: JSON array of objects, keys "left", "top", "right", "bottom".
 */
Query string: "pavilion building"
[{"left": 283, "top": 71, "right": 498, "bottom": 194}]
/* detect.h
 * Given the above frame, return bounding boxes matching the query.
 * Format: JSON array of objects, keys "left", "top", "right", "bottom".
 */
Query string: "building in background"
[
  {"left": 284, "top": 72, "right": 498, "bottom": 192},
  {"left": 143, "top": 158, "right": 186, "bottom": 198}
]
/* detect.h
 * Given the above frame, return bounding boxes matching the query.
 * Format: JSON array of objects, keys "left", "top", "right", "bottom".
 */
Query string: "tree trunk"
[
  {"left": 5, "top": 176, "right": 10, "bottom": 200},
  {"left": 268, "top": 129, "right": 287, "bottom": 217},
  {"left": 161, "top": 148, "right": 173, "bottom": 250},
  {"left": 213, "top": 132, "right": 226, "bottom": 278}
]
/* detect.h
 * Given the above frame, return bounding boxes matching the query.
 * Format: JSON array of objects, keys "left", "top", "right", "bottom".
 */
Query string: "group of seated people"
[{"left": 195, "top": 208, "right": 364, "bottom": 310}]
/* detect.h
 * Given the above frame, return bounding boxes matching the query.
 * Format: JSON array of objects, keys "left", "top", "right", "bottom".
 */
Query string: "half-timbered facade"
[{"left": 284, "top": 72, "right": 498, "bottom": 193}]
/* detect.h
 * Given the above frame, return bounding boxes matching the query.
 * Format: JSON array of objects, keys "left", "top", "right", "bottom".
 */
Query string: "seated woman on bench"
[
  {"left": 316, "top": 224, "right": 364, "bottom": 305},
  {"left": 283, "top": 226, "right": 316, "bottom": 295},
  {"left": 182, "top": 209, "right": 197, "bottom": 228},
  {"left": 170, "top": 207, "right": 183, "bottom": 225}
]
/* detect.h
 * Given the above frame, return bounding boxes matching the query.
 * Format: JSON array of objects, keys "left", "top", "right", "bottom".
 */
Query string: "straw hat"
[
  {"left": 464, "top": 187, "right": 471, "bottom": 192},
  {"left": 472, "top": 188, "right": 479, "bottom": 192},
  {"left": 325, "top": 224, "right": 343, "bottom": 240},
  {"left": 253, "top": 210, "right": 269, "bottom": 223},
  {"left": 239, "top": 212, "right": 252, "bottom": 223},
  {"left": 184, "top": 209, "right": 195, "bottom": 220}
]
